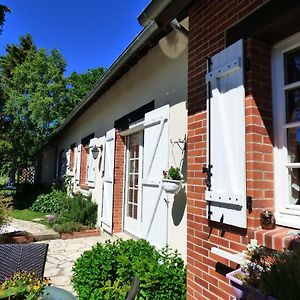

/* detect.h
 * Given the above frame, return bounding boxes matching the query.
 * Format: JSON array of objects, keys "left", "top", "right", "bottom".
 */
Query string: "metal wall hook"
[{"left": 170, "top": 135, "right": 186, "bottom": 151}]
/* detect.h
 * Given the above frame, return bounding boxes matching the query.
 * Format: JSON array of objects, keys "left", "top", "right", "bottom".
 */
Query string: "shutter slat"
[
  {"left": 205, "top": 39, "right": 247, "bottom": 228},
  {"left": 101, "top": 128, "right": 115, "bottom": 233},
  {"left": 142, "top": 105, "right": 169, "bottom": 248}
]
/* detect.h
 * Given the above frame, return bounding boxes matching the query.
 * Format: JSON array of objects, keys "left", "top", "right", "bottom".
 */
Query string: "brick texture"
[
  {"left": 187, "top": 0, "right": 276, "bottom": 299},
  {"left": 112, "top": 130, "right": 125, "bottom": 233},
  {"left": 79, "top": 144, "right": 88, "bottom": 189}
]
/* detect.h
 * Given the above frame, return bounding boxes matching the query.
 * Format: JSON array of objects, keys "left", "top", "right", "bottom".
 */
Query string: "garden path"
[{"left": 42, "top": 234, "right": 115, "bottom": 294}]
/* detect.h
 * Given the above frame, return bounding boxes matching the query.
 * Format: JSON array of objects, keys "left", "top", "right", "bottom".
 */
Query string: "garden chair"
[
  {"left": 0, "top": 243, "right": 49, "bottom": 283},
  {"left": 125, "top": 277, "right": 140, "bottom": 300}
]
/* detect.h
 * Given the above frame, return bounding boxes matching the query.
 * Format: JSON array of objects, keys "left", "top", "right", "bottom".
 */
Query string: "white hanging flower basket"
[{"left": 162, "top": 179, "right": 182, "bottom": 194}]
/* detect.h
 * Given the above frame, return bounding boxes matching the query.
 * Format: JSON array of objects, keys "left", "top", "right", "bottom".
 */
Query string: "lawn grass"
[{"left": 8, "top": 209, "right": 48, "bottom": 226}]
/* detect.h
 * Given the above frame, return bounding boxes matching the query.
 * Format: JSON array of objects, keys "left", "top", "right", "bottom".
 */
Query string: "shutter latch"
[{"left": 203, "top": 164, "right": 213, "bottom": 190}]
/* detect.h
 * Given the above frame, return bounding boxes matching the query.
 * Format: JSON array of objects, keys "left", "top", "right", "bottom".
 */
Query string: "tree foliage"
[
  {"left": 0, "top": 35, "right": 105, "bottom": 176},
  {"left": 4, "top": 47, "right": 67, "bottom": 165},
  {"left": 66, "top": 67, "right": 105, "bottom": 109},
  {"left": 0, "top": 4, "right": 10, "bottom": 34}
]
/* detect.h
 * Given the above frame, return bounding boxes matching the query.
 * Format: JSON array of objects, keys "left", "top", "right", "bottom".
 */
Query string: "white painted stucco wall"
[{"left": 42, "top": 27, "right": 188, "bottom": 258}]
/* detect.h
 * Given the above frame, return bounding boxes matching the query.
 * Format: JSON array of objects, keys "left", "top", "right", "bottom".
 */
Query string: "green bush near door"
[{"left": 72, "top": 239, "right": 186, "bottom": 300}]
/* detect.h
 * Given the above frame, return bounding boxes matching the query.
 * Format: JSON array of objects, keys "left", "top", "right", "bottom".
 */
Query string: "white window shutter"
[
  {"left": 66, "top": 149, "right": 70, "bottom": 170},
  {"left": 141, "top": 104, "right": 169, "bottom": 248},
  {"left": 87, "top": 138, "right": 97, "bottom": 188},
  {"left": 205, "top": 39, "right": 246, "bottom": 228},
  {"left": 75, "top": 146, "right": 81, "bottom": 184},
  {"left": 101, "top": 128, "right": 116, "bottom": 233}
]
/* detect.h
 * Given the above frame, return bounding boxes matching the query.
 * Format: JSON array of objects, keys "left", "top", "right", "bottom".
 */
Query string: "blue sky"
[{"left": 0, "top": 1, "right": 150, "bottom": 75}]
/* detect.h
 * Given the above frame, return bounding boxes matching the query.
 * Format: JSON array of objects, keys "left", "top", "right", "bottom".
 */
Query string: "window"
[
  {"left": 273, "top": 33, "right": 300, "bottom": 228},
  {"left": 125, "top": 131, "right": 143, "bottom": 221},
  {"left": 80, "top": 134, "right": 94, "bottom": 188}
]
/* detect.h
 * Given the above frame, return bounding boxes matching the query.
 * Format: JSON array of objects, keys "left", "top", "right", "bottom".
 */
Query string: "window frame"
[{"left": 272, "top": 32, "right": 300, "bottom": 228}]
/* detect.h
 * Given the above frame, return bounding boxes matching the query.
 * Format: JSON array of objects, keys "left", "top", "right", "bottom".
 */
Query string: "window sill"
[
  {"left": 248, "top": 225, "right": 300, "bottom": 251},
  {"left": 79, "top": 184, "right": 89, "bottom": 191}
]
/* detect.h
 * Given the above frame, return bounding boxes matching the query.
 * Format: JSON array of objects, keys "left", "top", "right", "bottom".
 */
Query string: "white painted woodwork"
[
  {"left": 124, "top": 131, "right": 144, "bottom": 236},
  {"left": 272, "top": 32, "right": 300, "bottom": 229},
  {"left": 141, "top": 105, "right": 169, "bottom": 248},
  {"left": 87, "top": 138, "right": 97, "bottom": 188},
  {"left": 211, "top": 247, "right": 246, "bottom": 264},
  {"left": 74, "top": 146, "right": 81, "bottom": 184},
  {"left": 205, "top": 39, "right": 246, "bottom": 228},
  {"left": 101, "top": 128, "right": 116, "bottom": 233}
]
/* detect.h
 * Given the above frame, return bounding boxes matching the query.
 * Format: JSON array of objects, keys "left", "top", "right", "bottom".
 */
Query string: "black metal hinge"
[{"left": 203, "top": 164, "right": 213, "bottom": 190}]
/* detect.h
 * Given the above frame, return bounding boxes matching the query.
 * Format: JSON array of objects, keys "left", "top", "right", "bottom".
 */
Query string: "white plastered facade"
[{"left": 41, "top": 27, "right": 188, "bottom": 259}]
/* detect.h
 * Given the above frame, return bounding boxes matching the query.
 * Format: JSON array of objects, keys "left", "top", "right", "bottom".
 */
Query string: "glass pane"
[
  {"left": 288, "top": 168, "right": 300, "bottom": 205},
  {"left": 285, "top": 47, "right": 300, "bottom": 84},
  {"left": 127, "top": 203, "right": 133, "bottom": 217},
  {"left": 286, "top": 88, "right": 300, "bottom": 123},
  {"left": 133, "top": 205, "right": 137, "bottom": 219},
  {"left": 287, "top": 127, "right": 300, "bottom": 163},
  {"left": 133, "top": 190, "right": 138, "bottom": 204}
]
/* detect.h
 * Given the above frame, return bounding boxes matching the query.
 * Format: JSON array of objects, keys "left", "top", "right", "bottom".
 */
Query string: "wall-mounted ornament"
[{"left": 260, "top": 210, "right": 276, "bottom": 230}]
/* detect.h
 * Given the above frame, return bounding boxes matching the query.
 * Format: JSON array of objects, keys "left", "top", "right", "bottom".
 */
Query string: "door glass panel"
[
  {"left": 286, "top": 88, "right": 300, "bottom": 123},
  {"left": 285, "top": 47, "right": 300, "bottom": 84},
  {"left": 287, "top": 127, "right": 300, "bottom": 163},
  {"left": 288, "top": 168, "right": 300, "bottom": 205},
  {"left": 126, "top": 132, "right": 143, "bottom": 220}
]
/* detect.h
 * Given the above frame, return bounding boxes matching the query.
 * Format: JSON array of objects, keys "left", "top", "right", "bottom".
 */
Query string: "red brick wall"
[
  {"left": 112, "top": 131, "right": 126, "bottom": 233},
  {"left": 187, "top": 1, "right": 273, "bottom": 299},
  {"left": 79, "top": 144, "right": 88, "bottom": 189},
  {"left": 69, "top": 146, "right": 75, "bottom": 171}
]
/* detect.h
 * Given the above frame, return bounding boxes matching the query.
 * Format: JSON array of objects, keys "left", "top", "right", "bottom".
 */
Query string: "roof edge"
[{"left": 54, "top": 21, "right": 158, "bottom": 138}]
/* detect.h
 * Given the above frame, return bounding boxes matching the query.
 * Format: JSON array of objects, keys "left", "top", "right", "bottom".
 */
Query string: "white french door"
[{"left": 124, "top": 131, "right": 143, "bottom": 236}]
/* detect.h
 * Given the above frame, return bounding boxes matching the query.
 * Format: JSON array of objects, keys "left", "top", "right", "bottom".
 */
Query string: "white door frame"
[{"left": 123, "top": 130, "right": 144, "bottom": 237}]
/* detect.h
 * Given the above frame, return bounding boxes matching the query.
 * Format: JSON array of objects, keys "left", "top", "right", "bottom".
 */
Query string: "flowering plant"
[
  {"left": 0, "top": 271, "right": 50, "bottom": 300},
  {"left": 236, "top": 239, "right": 300, "bottom": 299},
  {"left": 163, "top": 166, "right": 183, "bottom": 181}
]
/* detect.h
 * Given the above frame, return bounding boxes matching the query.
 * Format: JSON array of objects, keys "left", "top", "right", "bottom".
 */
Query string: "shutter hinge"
[
  {"left": 203, "top": 165, "right": 213, "bottom": 190},
  {"left": 246, "top": 196, "right": 252, "bottom": 212}
]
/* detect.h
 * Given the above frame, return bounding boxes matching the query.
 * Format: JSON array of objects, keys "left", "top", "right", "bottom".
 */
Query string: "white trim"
[
  {"left": 211, "top": 247, "right": 245, "bottom": 265},
  {"left": 119, "top": 120, "right": 144, "bottom": 136},
  {"left": 272, "top": 32, "right": 300, "bottom": 228}
]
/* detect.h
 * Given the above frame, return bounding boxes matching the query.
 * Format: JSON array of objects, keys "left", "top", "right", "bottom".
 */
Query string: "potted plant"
[
  {"left": 162, "top": 166, "right": 183, "bottom": 194},
  {"left": 226, "top": 239, "right": 299, "bottom": 300},
  {"left": 0, "top": 271, "right": 50, "bottom": 299}
]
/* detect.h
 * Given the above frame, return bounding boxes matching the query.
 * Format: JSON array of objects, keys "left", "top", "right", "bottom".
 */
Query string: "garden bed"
[
  {"left": 0, "top": 231, "right": 34, "bottom": 244},
  {"left": 60, "top": 228, "right": 101, "bottom": 240}
]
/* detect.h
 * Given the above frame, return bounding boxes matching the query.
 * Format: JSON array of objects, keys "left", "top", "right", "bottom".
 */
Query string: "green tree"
[
  {"left": 66, "top": 66, "right": 105, "bottom": 109},
  {"left": 0, "top": 34, "right": 36, "bottom": 108},
  {"left": 3, "top": 47, "right": 67, "bottom": 168},
  {"left": 0, "top": 35, "right": 106, "bottom": 178},
  {"left": 0, "top": 4, "right": 10, "bottom": 34}
]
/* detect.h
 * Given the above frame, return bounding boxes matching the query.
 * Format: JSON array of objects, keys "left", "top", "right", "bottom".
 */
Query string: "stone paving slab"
[
  {"left": 41, "top": 233, "right": 117, "bottom": 294},
  {"left": 8, "top": 218, "right": 59, "bottom": 240}
]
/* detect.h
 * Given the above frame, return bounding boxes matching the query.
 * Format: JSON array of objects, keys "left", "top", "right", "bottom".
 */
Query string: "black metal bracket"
[
  {"left": 246, "top": 195, "right": 252, "bottom": 212},
  {"left": 203, "top": 164, "right": 213, "bottom": 190}
]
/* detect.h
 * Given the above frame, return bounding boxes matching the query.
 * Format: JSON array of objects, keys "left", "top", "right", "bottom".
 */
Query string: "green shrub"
[
  {"left": 30, "top": 188, "right": 66, "bottom": 214},
  {"left": 53, "top": 221, "right": 84, "bottom": 233},
  {"left": 259, "top": 250, "right": 300, "bottom": 300},
  {"left": 0, "top": 195, "right": 11, "bottom": 228},
  {"left": 60, "top": 195, "right": 97, "bottom": 227},
  {"left": 72, "top": 239, "right": 186, "bottom": 300}
]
